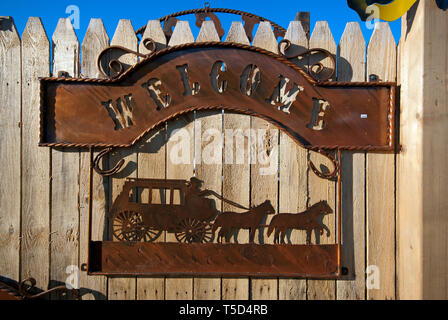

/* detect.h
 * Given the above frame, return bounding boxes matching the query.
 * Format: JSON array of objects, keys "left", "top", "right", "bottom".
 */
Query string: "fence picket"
[
  {"left": 221, "top": 21, "right": 251, "bottom": 300},
  {"left": 307, "top": 21, "right": 337, "bottom": 300},
  {"left": 0, "top": 16, "right": 21, "bottom": 286},
  {"left": 336, "top": 22, "right": 366, "bottom": 300},
  {"left": 250, "top": 21, "right": 279, "bottom": 300},
  {"left": 193, "top": 20, "right": 222, "bottom": 300},
  {"left": 50, "top": 18, "right": 80, "bottom": 300},
  {"left": 278, "top": 20, "right": 308, "bottom": 301},
  {"left": 136, "top": 19, "right": 167, "bottom": 301},
  {"left": 79, "top": 18, "right": 109, "bottom": 300},
  {"left": 21, "top": 16, "right": 50, "bottom": 295},
  {"left": 165, "top": 20, "right": 194, "bottom": 300},
  {"left": 107, "top": 19, "right": 138, "bottom": 300},
  {"left": 366, "top": 22, "right": 396, "bottom": 300}
]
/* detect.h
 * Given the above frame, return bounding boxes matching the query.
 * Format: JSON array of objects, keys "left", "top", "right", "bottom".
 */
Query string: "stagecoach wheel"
[
  {"left": 112, "top": 210, "right": 155, "bottom": 242},
  {"left": 174, "top": 218, "right": 214, "bottom": 243}
]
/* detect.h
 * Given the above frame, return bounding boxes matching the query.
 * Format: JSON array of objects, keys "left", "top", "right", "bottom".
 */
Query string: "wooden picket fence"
[{"left": 0, "top": 15, "right": 397, "bottom": 300}]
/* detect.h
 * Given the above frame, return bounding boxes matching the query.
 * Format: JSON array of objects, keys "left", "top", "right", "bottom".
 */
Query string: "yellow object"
[{"left": 368, "top": 0, "right": 417, "bottom": 21}]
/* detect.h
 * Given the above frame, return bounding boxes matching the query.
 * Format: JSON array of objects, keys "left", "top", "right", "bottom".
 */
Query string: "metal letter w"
[{"left": 102, "top": 94, "right": 135, "bottom": 130}]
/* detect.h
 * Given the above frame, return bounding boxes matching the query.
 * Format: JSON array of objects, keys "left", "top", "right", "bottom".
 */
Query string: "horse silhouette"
[
  {"left": 212, "top": 200, "right": 275, "bottom": 243},
  {"left": 267, "top": 200, "right": 333, "bottom": 245}
]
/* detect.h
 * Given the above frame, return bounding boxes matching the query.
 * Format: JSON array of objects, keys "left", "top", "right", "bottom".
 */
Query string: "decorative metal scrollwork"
[
  {"left": 278, "top": 39, "right": 336, "bottom": 82},
  {"left": 93, "top": 147, "right": 125, "bottom": 176},
  {"left": 97, "top": 38, "right": 156, "bottom": 79},
  {"left": 307, "top": 149, "right": 340, "bottom": 181},
  {"left": 135, "top": 7, "right": 287, "bottom": 43},
  {"left": 18, "top": 278, "right": 81, "bottom": 300}
]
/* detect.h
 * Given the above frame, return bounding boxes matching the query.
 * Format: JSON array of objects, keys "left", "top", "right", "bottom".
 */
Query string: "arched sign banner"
[
  {"left": 39, "top": 43, "right": 396, "bottom": 151},
  {"left": 39, "top": 41, "right": 397, "bottom": 278}
]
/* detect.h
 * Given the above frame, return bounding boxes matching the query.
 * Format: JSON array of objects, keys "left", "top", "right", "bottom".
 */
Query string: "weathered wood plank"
[
  {"left": 0, "top": 16, "right": 21, "bottom": 286},
  {"left": 136, "top": 19, "right": 167, "bottom": 301},
  {"left": 399, "top": 0, "right": 448, "bottom": 299},
  {"left": 278, "top": 20, "right": 308, "bottom": 301},
  {"left": 250, "top": 21, "right": 278, "bottom": 300},
  {"left": 165, "top": 20, "right": 194, "bottom": 300},
  {"left": 50, "top": 18, "right": 80, "bottom": 299},
  {"left": 107, "top": 19, "right": 138, "bottom": 300},
  {"left": 193, "top": 20, "right": 222, "bottom": 300},
  {"left": 221, "top": 21, "right": 251, "bottom": 300},
  {"left": 307, "top": 21, "right": 337, "bottom": 300},
  {"left": 397, "top": 4, "right": 422, "bottom": 300},
  {"left": 309, "top": 21, "right": 336, "bottom": 82},
  {"left": 21, "top": 16, "right": 50, "bottom": 294},
  {"left": 79, "top": 18, "right": 109, "bottom": 300},
  {"left": 336, "top": 22, "right": 366, "bottom": 300},
  {"left": 366, "top": 21, "right": 396, "bottom": 300}
]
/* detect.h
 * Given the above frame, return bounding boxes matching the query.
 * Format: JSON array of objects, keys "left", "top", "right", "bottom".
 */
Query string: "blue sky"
[{"left": 1, "top": 0, "right": 401, "bottom": 45}]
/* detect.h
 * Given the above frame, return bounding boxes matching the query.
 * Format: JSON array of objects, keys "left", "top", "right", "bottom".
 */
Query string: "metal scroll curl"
[
  {"left": 18, "top": 278, "right": 81, "bottom": 300},
  {"left": 307, "top": 149, "right": 341, "bottom": 181},
  {"left": 97, "top": 38, "right": 156, "bottom": 79},
  {"left": 278, "top": 39, "right": 336, "bottom": 82},
  {"left": 93, "top": 147, "right": 125, "bottom": 177}
]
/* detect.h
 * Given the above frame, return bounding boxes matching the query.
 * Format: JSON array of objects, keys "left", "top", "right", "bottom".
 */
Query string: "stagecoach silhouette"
[
  {"left": 109, "top": 178, "right": 219, "bottom": 243},
  {"left": 109, "top": 177, "right": 331, "bottom": 244}
]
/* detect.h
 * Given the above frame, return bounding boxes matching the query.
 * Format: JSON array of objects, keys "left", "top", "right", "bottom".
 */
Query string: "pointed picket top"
[
  {"left": 226, "top": 21, "right": 250, "bottom": 46},
  {"left": 140, "top": 20, "right": 166, "bottom": 54},
  {"left": 252, "top": 21, "right": 278, "bottom": 53},
  {"left": 284, "top": 20, "right": 308, "bottom": 47},
  {"left": 282, "top": 20, "right": 308, "bottom": 67},
  {"left": 111, "top": 19, "right": 137, "bottom": 48},
  {"left": 225, "top": 21, "right": 250, "bottom": 45},
  {"left": 310, "top": 21, "right": 336, "bottom": 52},
  {"left": 169, "top": 21, "right": 194, "bottom": 46},
  {"left": 0, "top": 16, "right": 20, "bottom": 49},
  {"left": 22, "top": 17, "right": 49, "bottom": 49},
  {"left": 309, "top": 21, "right": 336, "bottom": 81},
  {"left": 110, "top": 19, "right": 138, "bottom": 74},
  {"left": 196, "top": 20, "right": 220, "bottom": 42},
  {"left": 367, "top": 22, "right": 396, "bottom": 82},
  {"left": 52, "top": 18, "right": 79, "bottom": 77},
  {"left": 338, "top": 22, "right": 366, "bottom": 82},
  {"left": 82, "top": 19, "right": 109, "bottom": 78}
]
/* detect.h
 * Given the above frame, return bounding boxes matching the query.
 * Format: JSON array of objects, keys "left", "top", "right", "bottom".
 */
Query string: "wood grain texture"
[
  {"left": 221, "top": 22, "right": 251, "bottom": 300},
  {"left": 50, "top": 18, "right": 80, "bottom": 300},
  {"left": 278, "top": 20, "right": 308, "bottom": 301},
  {"left": 107, "top": 19, "right": 138, "bottom": 300},
  {"left": 136, "top": 19, "right": 167, "bottom": 301},
  {"left": 366, "top": 22, "right": 396, "bottom": 300},
  {"left": 193, "top": 20, "right": 222, "bottom": 300},
  {"left": 307, "top": 21, "right": 337, "bottom": 300},
  {"left": 21, "top": 16, "right": 50, "bottom": 294},
  {"left": 399, "top": 0, "right": 448, "bottom": 299},
  {"left": 79, "top": 18, "right": 109, "bottom": 300},
  {"left": 336, "top": 22, "right": 366, "bottom": 300},
  {"left": 250, "top": 21, "right": 279, "bottom": 300},
  {"left": 0, "top": 16, "right": 21, "bottom": 286},
  {"left": 164, "top": 20, "right": 194, "bottom": 301}
]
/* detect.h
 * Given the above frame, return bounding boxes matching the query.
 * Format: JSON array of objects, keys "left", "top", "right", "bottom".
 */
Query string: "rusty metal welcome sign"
[{"left": 38, "top": 8, "right": 396, "bottom": 279}]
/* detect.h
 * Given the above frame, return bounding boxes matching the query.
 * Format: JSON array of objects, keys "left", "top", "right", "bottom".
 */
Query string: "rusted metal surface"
[
  {"left": 278, "top": 39, "right": 336, "bottom": 81},
  {"left": 89, "top": 242, "right": 340, "bottom": 278},
  {"left": 0, "top": 278, "right": 80, "bottom": 300},
  {"left": 0, "top": 280, "right": 23, "bottom": 300},
  {"left": 39, "top": 43, "right": 396, "bottom": 151},
  {"left": 108, "top": 177, "right": 277, "bottom": 244},
  {"left": 267, "top": 200, "right": 333, "bottom": 245}
]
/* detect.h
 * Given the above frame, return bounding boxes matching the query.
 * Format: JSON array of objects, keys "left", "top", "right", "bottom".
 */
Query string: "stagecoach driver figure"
[{"left": 185, "top": 177, "right": 218, "bottom": 220}]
